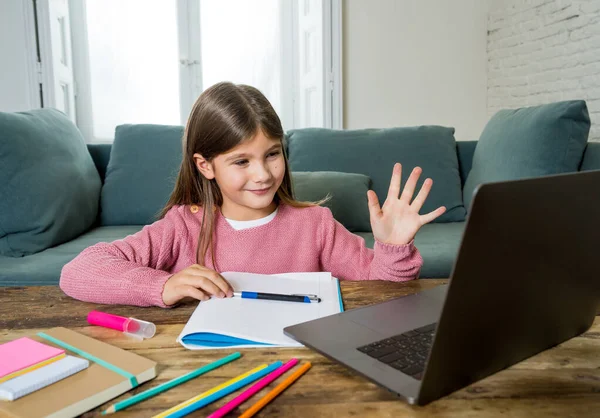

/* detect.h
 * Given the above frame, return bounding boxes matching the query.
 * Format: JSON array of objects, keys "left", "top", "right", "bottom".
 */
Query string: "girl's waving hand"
[{"left": 367, "top": 163, "right": 446, "bottom": 246}]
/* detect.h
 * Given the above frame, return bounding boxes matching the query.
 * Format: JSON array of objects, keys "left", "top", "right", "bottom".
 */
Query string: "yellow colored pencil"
[
  {"left": 238, "top": 362, "right": 312, "bottom": 418},
  {"left": 151, "top": 364, "right": 268, "bottom": 418}
]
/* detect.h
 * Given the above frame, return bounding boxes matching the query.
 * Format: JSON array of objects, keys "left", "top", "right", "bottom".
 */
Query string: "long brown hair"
[{"left": 160, "top": 82, "right": 322, "bottom": 268}]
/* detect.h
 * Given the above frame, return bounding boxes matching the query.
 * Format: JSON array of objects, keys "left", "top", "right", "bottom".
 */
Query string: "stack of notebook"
[
  {"left": 0, "top": 327, "right": 157, "bottom": 418},
  {"left": 0, "top": 336, "right": 88, "bottom": 401}
]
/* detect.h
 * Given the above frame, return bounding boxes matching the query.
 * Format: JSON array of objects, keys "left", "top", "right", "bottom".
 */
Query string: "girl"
[{"left": 60, "top": 82, "right": 446, "bottom": 308}]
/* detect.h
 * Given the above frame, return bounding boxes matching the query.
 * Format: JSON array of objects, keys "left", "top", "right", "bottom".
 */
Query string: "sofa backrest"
[
  {"left": 87, "top": 140, "right": 600, "bottom": 187},
  {"left": 580, "top": 142, "right": 600, "bottom": 170},
  {"left": 456, "top": 141, "right": 477, "bottom": 187},
  {"left": 88, "top": 140, "right": 481, "bottom": 186},
  {"left": 88, "top": 143, "right": 112, "bottom": 183}
]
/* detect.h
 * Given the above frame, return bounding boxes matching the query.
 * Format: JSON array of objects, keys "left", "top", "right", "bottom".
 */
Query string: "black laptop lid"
[{"left": 418, "top": 170, "right": 600, "bottom": 405}]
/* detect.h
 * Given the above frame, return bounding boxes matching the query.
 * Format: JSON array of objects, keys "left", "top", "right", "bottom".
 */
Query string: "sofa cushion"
[
  {"left": 87, "top": 143, "right": 112, "bottom": 182},
  {"left": 412, "top": 222, "right": 465, "bottom": 278},
  {"left": 0, "top": 109, "right": 101, "bottom": 257},
  {"left": 101, "top": 124, "right": 184, "bottom": 225},
  {"left": 0, "top": 226, "right": 143, "bottom": 286},
  {"left": 292, "top": 171, "right": 371, "bottom": 232},
  {"left": 287, "top": 127, "right": 466, "bottom": 223},
  {"left": 456, "top": 141, "right": 478, "bottom": 187},
  {"left": 355, "top": 221, "right": 465, "bottom": 278},
  {"left": 463, "top": 100, "right": 590, "bottom": 210},
  {"left": 580, "top": 142, "right": 600, "bottom": 172}
]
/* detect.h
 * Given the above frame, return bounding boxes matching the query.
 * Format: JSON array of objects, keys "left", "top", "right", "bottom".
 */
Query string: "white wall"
[
  {"left": 488, "top": 0, "right": 600, "bottom": 141},
  {"left": 0, "top": 1, "right": 39, "bottom": 112},
  {"left": 342, "top": 0, "right": 490, "bottom": 141}
]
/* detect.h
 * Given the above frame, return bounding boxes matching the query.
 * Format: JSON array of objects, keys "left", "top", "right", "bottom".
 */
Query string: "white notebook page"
[
  {"left": 177, "top": 272, "right": 342, "bottom": 349},
  {"left": 0, "top": 355, "right": 89, "bottom": 401}
]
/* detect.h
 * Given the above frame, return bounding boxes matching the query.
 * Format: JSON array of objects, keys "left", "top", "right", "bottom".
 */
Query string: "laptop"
[{"left": 284, "top": 170, "right": 600, "bottom": 405}]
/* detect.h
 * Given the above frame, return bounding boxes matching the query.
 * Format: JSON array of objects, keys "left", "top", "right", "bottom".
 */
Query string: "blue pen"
[{"left": 233, "top": 291, "right": 321, "bottom": 303}]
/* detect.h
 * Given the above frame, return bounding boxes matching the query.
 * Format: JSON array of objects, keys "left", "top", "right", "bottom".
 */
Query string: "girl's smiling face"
[{"left": 194, "top": 130, "right": 286, "bottom": 221}]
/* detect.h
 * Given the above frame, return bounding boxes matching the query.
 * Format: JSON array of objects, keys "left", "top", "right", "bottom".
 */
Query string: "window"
[
  {"left": 199, "top": 0, "right": 285, "bottom": 119},
  {"left": 53, "top": 0, "right": 343, "bottom": 142},
  {"left": 84, "top": 0, "right": 181, "bottom": 140}
]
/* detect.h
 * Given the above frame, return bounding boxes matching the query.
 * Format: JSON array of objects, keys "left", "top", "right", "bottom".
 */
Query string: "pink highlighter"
[{"left": 87, "top": 311, "right": 156, "bottom": 340}]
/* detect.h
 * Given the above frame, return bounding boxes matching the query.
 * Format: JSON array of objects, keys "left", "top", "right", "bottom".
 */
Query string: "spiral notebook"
[
  {"left": 177, "top": 272, "right": 344, "bottom": 349},
  {"left": 0, "top": 355, "right": 89, "bottom": 401}
]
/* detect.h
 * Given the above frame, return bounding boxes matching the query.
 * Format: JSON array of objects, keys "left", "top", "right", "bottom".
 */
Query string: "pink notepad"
[{"left": 0, "top": 337, "right": 65, "bottom": 379}]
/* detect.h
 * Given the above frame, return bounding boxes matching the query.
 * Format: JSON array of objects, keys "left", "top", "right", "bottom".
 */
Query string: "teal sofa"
[{"left": 0, "top": 100, "right": 594, "bottom": 286}]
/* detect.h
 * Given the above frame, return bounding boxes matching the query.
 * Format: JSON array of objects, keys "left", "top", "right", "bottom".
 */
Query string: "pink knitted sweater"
[{"left": 60, "top": 204, "right": 423, "bottom": 308}]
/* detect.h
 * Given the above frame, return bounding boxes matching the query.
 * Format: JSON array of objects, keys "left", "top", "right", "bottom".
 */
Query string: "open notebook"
[{"left": 177, "top": 272, "right": 344, "bottom": 349}]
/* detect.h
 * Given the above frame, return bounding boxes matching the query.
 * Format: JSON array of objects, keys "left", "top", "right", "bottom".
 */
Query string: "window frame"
[{"left": 67, "top": 0, "right": 342, "bottom": 143}]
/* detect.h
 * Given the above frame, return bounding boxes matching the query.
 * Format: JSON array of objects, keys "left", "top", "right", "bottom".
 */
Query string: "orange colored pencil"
[{"left": 238, "top": 362, "right": 312, "bottom": 418}]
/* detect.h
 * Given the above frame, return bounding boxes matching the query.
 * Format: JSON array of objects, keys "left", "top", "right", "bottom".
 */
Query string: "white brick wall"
[{"left": 488, "top": 0, "right": 600, "bottom": 141}]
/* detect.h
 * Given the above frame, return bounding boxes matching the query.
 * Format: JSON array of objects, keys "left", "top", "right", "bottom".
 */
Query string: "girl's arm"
[
  {"left": 59, "top": 206, "right": 188, "bottom": 307},
  {"left": 320, "top": 163, "right": 446, "bottom": 282},
  {"left": 319, "top": 208, "right": 422, "bottom": 282}
]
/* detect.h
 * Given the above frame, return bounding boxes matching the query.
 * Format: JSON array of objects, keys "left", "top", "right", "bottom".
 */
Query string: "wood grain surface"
[{"left": 1, "top": 280, "right": 598, "bottom": 417}]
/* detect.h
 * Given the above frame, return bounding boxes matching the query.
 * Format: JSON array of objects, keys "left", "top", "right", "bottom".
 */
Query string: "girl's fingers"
[
  {"left": 367, "top": 190, "right": 382, "bottom": 220},
  {"left": 400, "top": 167, "right": 422, "bottom": 203},
  {"left": 190, "top": 265, "right": 234, "bottom": 297},
  {"left": 420, "top": 206, "right": 446, "bottom": 224},
  {"left": 411, "top": 178, "right": 433, "bottom": 212},
  {"left": 181, "top": 285, "right": 209, "bottom": 302},
  {"left": 386, "top": 163, "right": 402, "bottom": 201},
  {"left": 184, "top": 275, "right": 226, "bottom": 298},
  {"left": 206, "top": 271, "right": 234, "bottom": 297}
]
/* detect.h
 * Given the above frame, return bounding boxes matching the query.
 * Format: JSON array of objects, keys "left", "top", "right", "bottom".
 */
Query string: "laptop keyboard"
[{"left": 356, "top": 323, "right": 437, "bottom": 380}]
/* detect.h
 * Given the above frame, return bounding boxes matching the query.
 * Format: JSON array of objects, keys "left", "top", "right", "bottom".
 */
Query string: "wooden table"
[{"left": 1, "top": 280, "right": 599, "bottom": 417}]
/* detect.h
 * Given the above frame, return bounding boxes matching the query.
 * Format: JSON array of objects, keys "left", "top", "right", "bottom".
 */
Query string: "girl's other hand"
[
  {"left": 162, "top": 264, "right": 234, "bottom": 306},
  {"left": 367, "top": 163, "right": 446, "bottom": 246}
]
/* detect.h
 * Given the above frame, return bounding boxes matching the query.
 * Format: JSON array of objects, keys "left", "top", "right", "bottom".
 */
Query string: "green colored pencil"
[{"left": 101, "top": 352, "right": 242, "bottom": 415}]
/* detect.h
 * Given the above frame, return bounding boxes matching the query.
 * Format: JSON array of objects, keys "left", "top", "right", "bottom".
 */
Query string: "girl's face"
[{"left": 194, "top": 130, "right": 286, "bottom": 221}]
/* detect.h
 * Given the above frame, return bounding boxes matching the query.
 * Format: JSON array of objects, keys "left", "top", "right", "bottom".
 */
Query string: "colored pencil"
[
  {"left": 238, "top": 362, "right": 312, "bottom": 418},
  {"left": 207, "top": 358, "right": 299, "bottom": 418},
  {"left": 102, "top": 352, "right": 241, "bottom": 415},
  {"left": 151, "top": 364, "right": 268, "bottom": 418},
  {"left": 162, "top": 362, "right": 282, "bottom": 418}
]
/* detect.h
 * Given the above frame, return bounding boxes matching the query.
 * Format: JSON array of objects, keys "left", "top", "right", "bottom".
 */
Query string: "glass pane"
[
  {"left": 58, "top": 16, "right": 67, "bottom": 65},
  {"left": 200, "top": 0, "right": 283, "bottom": 121},
  {"left": 60, "top": 83, "right": 70, "bottom": 117},
  {"left": 86, "top": 0, "right": 180, "bottom": 140}
]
